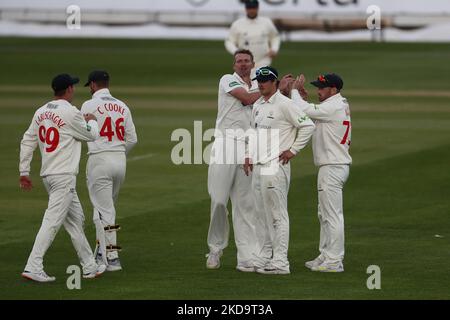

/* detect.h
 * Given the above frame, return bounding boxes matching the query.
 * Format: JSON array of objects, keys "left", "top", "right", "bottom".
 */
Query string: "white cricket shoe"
[
  {"left": 206, "top": 251, "right": 222, "bottom": 269},
  {"left": 106, "top": 258, "right": 122, "bottom": 272},
  {"left": 305, "top": 254, "right": 326, "bottom": 270},
  {"left": 311, "top": 261, "right": 344, "bottom": 273},
  {"left": 236, "top": 261, "right": 255, "bottom": 273},
  {"left": 21, "top": 270, "right": 56, "bottom": 283},
  {"left": 83, "top": 263, "right": 107, "bottom": 279},
  {"left": 256, "top": 263, "right": 290, "bottom": 275}
]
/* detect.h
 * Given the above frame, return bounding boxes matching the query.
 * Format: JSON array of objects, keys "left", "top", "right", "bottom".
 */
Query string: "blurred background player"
[
  {"left": 206, "top": 49, "right": 261, "bottom": 272},
  {"left": 81, "top": 70, "right": 138, "bottom": 272},
  {"left": 19, "top": 74, "right": 106, "bottom": 282},
  {"left": 225, "top": 0, "right": 281, "bottom": 75},
  {"left": 290, "top": 73, "right": 352, "bottom": 272}
]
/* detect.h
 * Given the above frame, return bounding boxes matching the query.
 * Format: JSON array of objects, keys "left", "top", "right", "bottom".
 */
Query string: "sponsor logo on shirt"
[
  {"left": 298, "top": 116, "right": 310, "bottom": 124},
  {"left": 229, "top": 81, "right": 240, "bottom": 88}
]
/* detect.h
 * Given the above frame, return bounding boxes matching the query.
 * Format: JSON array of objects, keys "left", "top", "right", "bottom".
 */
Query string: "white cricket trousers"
[
  {"left": 24, "top": 174, "right": 97, "bottom": 274},
  {"left": 86, "top": 151, "right": 126, "bottom": 260},
  {"left": 252, "top": 162, "right": 291, "bottom": 271},
  {"left": 317, "top": 165, "right": 350, "bottom": 263},
  {"left": 207, "top": 163, "right": 256, "bottom": 266}
]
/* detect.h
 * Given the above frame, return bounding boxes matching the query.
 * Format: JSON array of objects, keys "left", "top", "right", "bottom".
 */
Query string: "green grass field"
[{"left": 0, "top": 38, "right": 449, "bottom": 299}]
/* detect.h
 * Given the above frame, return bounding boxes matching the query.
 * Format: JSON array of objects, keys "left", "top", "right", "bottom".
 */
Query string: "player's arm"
[
  {"left": 291, "top": 89, "right": 335, "bottom": 121},
  {"left": 225, "top": 23, "right": 239, "bottom": 55},
  {"left": 19, "top": 117, "right": 39, "bottom": 190},
  {"left": 267, "top": 19, "right": 281, "bottom": 58},
  {"left": 279, "top": 102, "right": 315, "bottom": 164},
  {"left": 80, "top": 101, "right": 94, "bottom": 118},
  {"left": 229, "top": 87, "right": 261, "bottom": 106},
  {"left": 69, "top": 109, "right": 99, "bottom": 142},
  {"left": 124, "top": 111, "right": 138, "bottom": 155}
]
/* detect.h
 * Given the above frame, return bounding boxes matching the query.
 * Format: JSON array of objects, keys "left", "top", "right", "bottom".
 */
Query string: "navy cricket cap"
[
  {"left": 51, "top": 74, "right": 79, "bottom": 92},
  {"left": 252, "top": 66, "right": 278, "bottom": 82},
  {"left": 245, "top": 0, "right": 259, "bottom": 9},
  {"left": 84, "top": 70, "right": 110, "bottom": 87},
  {"left": 310, "top": 73, "right": 344, "bottom": 90}
]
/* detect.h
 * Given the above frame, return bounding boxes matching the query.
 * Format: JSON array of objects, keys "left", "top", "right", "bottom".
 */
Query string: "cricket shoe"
[
  {"left": 305, "top": 254, "right": 326, "bottom": 270},
  {"left": 311, "top": 261, "right": 344, "bottom": 273},
  {"left": 256, "top": 263, "right": 290, "bottom": 275},
  {"left": 106, "top": 258, "right": 122, "bottom": 272},
  {"left": 83, "top": 263, "right": 107, "bottom": 279},
  {"left": 206, "top": 251, "right": 222, "bottom": 269},
  {"left": 236, "top": 261, "right": 255, "bottom": 273},
  {"left": 21, "top": 270, "right": 56, "bottom": 283}
]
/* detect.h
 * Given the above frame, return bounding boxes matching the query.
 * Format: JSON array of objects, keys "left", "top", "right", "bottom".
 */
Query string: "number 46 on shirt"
[{"left": 100, "top": 117, "right": 125, "bottom": 141}]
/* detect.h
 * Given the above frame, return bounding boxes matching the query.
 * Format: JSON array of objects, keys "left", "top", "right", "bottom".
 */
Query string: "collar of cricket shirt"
[
  {"left": 53, "top": 99, "right": 72, "bottom": 107},
  {"left": 261, "top": 89, "right": 281, "bottom": 105},
  {"left": 321, "top": 92, "right": 342, "bottom": 104},
  {"left": 93, "top": 88, "right": 111, "bottom": 98},
  {"left": 233, "top": 72, "right": 253, "bottom": 89}
]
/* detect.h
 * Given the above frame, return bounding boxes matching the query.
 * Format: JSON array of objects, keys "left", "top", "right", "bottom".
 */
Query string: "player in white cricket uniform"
[
  {"left": 244, "top": 67, "right": 315, "bottom": 274},
  {"left": 225, "top": 0, "right": 281, "bottom": 74},
  {"left": 206, "top": 50, "right": 261, "bottom": 272},
  {"left": 81, "top": 71, "right": 137, "bottom": 272},
  {"left": 19, "top": 74, "right": 106, "bottom": 282},
  {"left": 290, "top": 73, "right": 351, "bottom": 272}
]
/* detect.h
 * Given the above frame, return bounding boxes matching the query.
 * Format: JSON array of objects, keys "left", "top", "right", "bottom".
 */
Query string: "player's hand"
[
  {"left": 293, "top": 74, "right": 306, "bottom": 90},
  {"left": 267, "top": 50, "right": 277, "bottom": 59},
  {"left": 279, "top": 150, "right": 296, "bottom": 165},
  {"left": 279, "top": 74, "right": 294, "bottom": 97},
  {"left": 244, "top": 157, "right": 253, "bottom": 176},
  {"left": 84, "top": 113, "right": 97, "bottom": 122},
  {"left": 293, "top": 74, "right": 308, "bottom": 100},
  {"left": 19, "top": 176, "right": 33, "bottom": 191}
]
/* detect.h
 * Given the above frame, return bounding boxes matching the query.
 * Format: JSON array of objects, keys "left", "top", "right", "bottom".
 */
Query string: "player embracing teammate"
[
  {"left": 206, "top": 63, "right": 352, "bottom": 274},
  {"left": 19, "top": 71, "right": 137, "bottom": 282}
]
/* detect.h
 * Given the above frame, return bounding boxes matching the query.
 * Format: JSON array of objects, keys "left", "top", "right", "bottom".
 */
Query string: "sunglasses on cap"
[{"left": 255, "top": 68, "right": 278, "bottom": 79}]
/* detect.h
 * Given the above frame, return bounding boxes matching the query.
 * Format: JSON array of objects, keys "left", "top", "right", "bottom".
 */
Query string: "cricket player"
[
  {"left": 244, "top": 66, "right": 315, "bottom": 275},
  {"left": 290, "top": 73, "right": 352, "bottom": 272},
  {"left": 206, "top": 49, "right": 261, "bottom": 272},
  {"left": 19, "top": 74, "right": 106, "bottom": 282},
  {"left": 81, "top": 70, "right": 138, "bottom": 272},
  {"left": 225, "top": 0, "right": 281, "bottom": 74}
]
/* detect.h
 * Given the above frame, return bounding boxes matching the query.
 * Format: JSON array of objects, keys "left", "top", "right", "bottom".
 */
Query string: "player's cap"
[
  {"left": 84, "top": 70, "right": 110, "bottom": 87},
  {"left": 245, "top": 0, "right": 259, "bottom": 9},
  {"left": 310, "top": 73, "right": 344, "bottom": 90},
  {"left": 51, "top": 74, "right": 79, "bottom": 92},
  {"left": 252, "top": 66, "right": 278, "bottom": 82}
]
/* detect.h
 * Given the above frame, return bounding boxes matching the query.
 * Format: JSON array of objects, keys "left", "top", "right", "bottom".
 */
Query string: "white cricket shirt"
[
  {"left": 81, "top": 88, "right": 137, "bottom": 155},
  {"left": 215, "top": 72, "right": 258, "bottom": 141},
  {"left": 249, "top": 90, "right": 315, "bottom": 164},
  {"left": 291, "top": 90, "right": 352, "bottom": 166},
  {"left": 225, "top": 16, "right": 281, "bottom": 68},
  {"left": 19, "top": 99, "right": 99, "bottom": 177}
]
